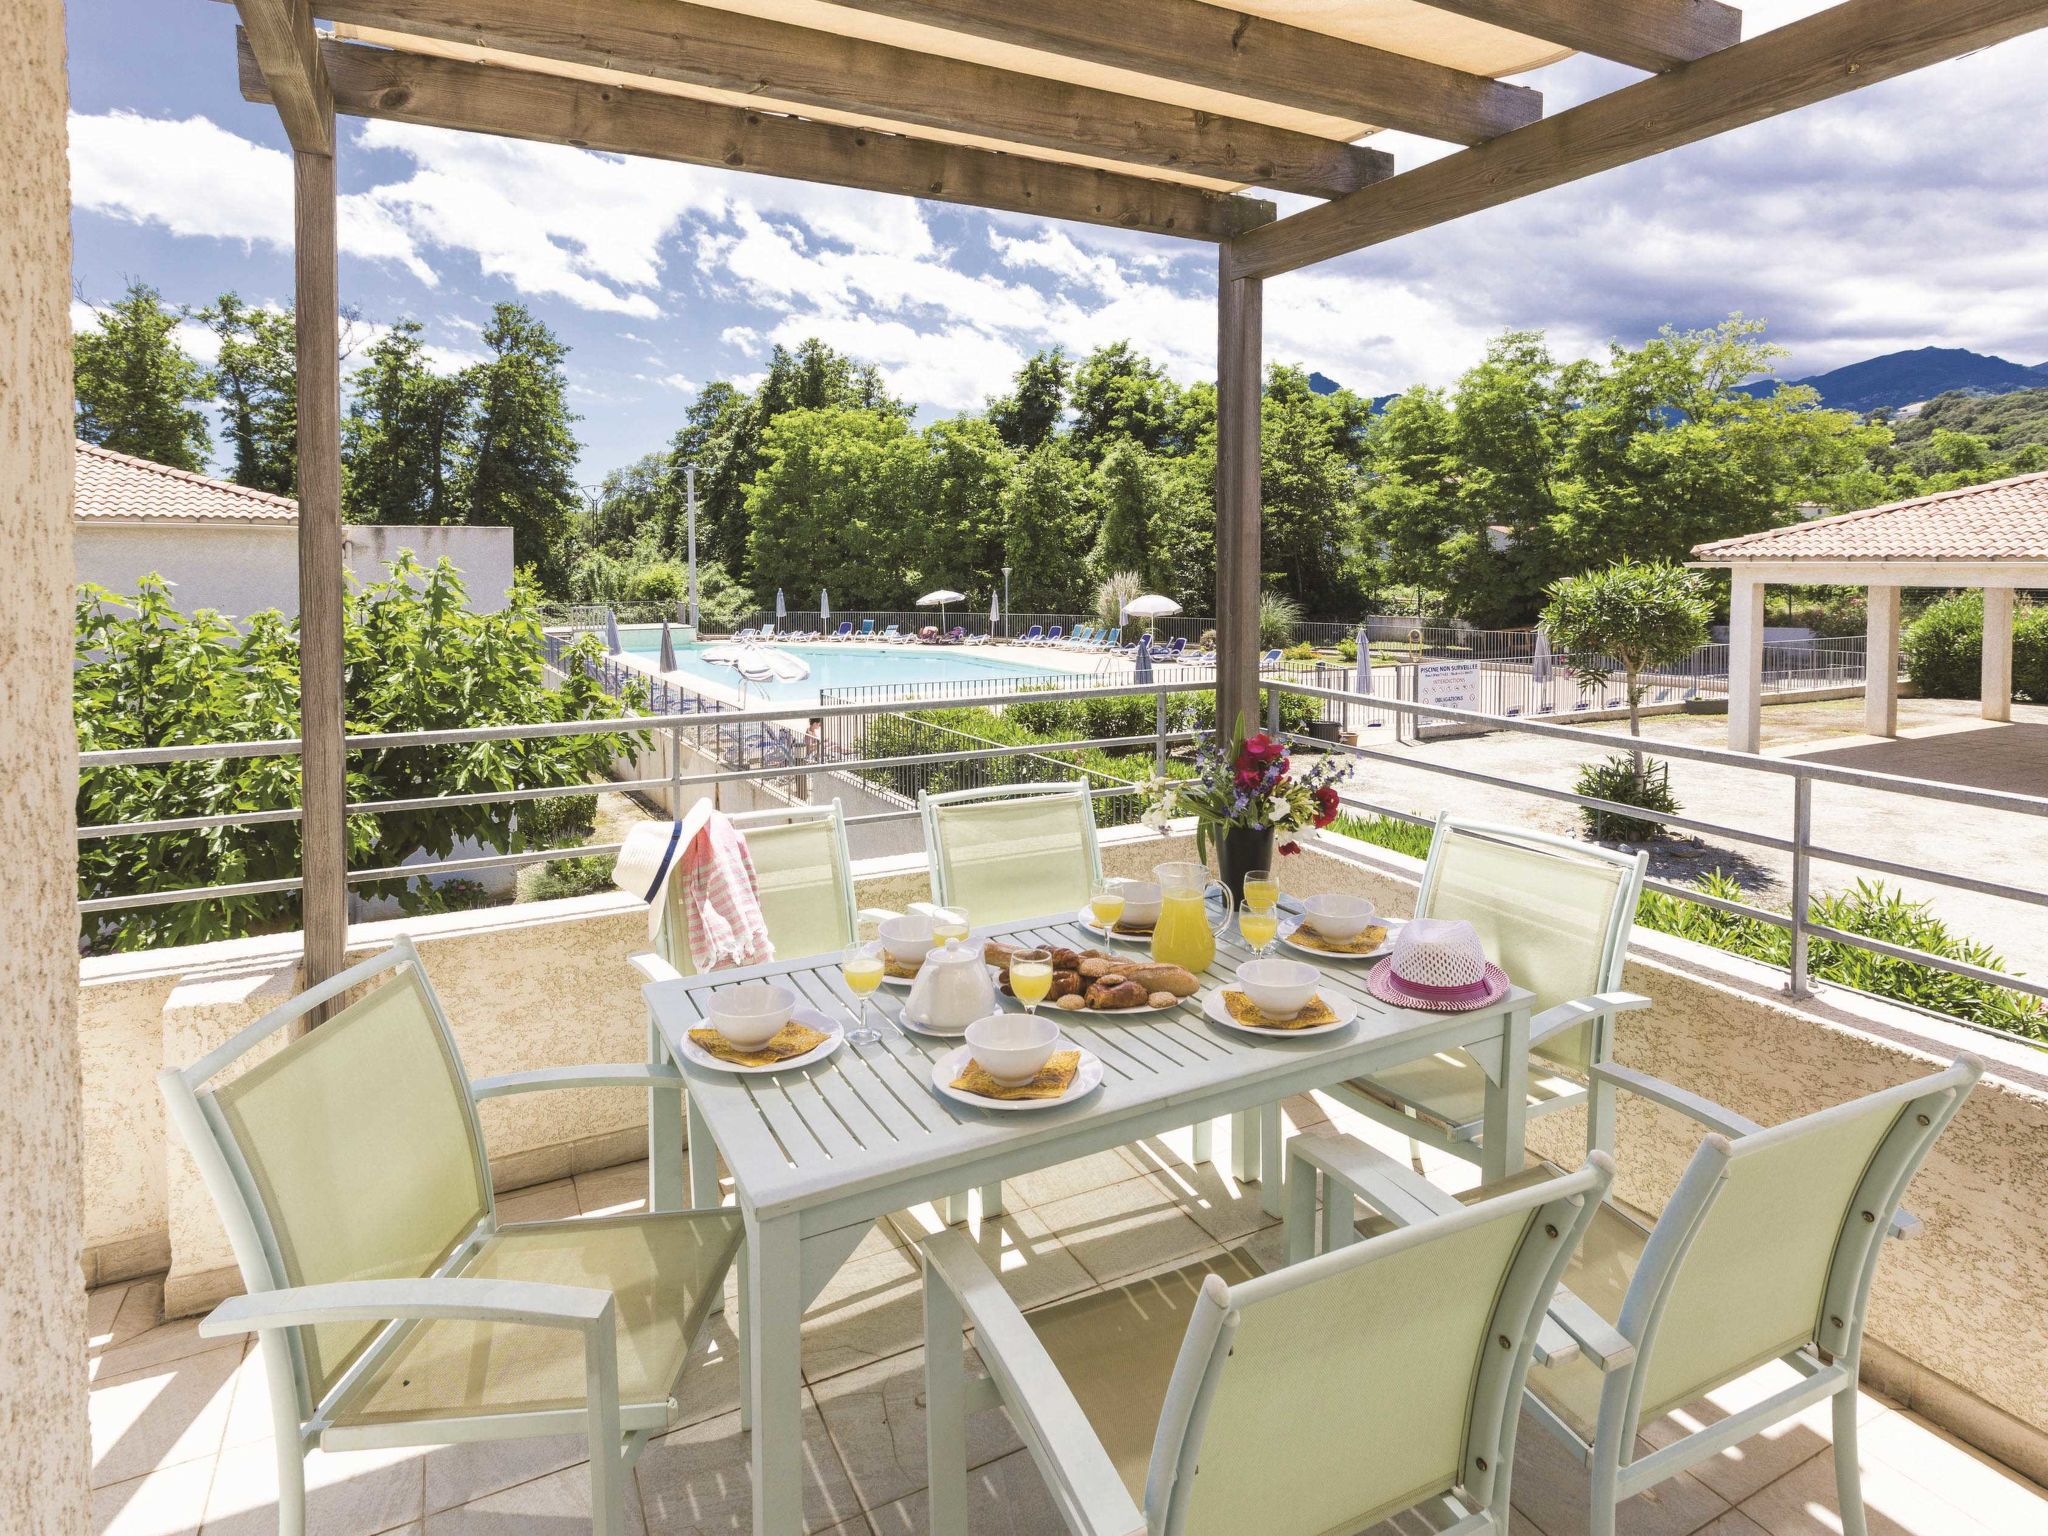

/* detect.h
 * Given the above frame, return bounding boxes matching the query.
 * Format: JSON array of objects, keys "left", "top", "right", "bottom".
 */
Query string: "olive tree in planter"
[{"left": 1540, "top": 559, "right": 1712, "bottom": 841}]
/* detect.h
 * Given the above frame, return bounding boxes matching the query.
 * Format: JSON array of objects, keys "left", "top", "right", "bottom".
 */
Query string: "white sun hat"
[{"left": 1365, "top": 916, "right": 1510, "bottom": 1012}]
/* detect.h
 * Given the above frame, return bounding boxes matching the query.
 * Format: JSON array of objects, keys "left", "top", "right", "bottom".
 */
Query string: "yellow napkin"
[
  {"left": 1287, "top": 924, "right": 1388, "bottom": 956},
  {"left": 1222, "top": 990, "right": 1339, "bottom": 1030},
  {"left": 882, "top": 953, "right": 924, "bottom": 980},
  {"left": 952, "top": 1048, "right": 1082, "bottom": 1101},
  {"left": 688, "top": 1020, "right": 830, "bottom": 1067}
]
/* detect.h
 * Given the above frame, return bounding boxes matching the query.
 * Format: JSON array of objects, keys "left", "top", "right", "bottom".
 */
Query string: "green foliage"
[
  {"left": 1540, "top": 560, "right": 1713, "bottom": 736},
  {"left": 197, "top": 293, "right": 299, "bottom": 495},
  {"left": 522, "top": 854, "right": 619, "bottom": 903},
  {"left": 1326, "top": 812, "right": 1435, "bottom": 861},
  {"left": 1575, "top": 755, "right": 1680, "bottom": 842},
  {"left": 1283, "top": 641, "right": 1317, "bottom": 661},
  {"left": 516, "top": 792, "right": 597, "bottom": 847},
  {"left": 1090, "top": 440, "right": 1168, "bottom": 583},
  {"left": 1766, "top": 586, "right": 1868, "bottom": 639},
  {"left": 1638, "top": 874, "right": 2044, "bottom": 1040},
  {"left": 1000, "top": 446, "right": 1093, "bottom": 610},
  {"left": 74, "top": 558, "right": 646, "bottom": 951},
  {"left": 1260, "top": 367, "right": 1374, "bottom": 616},
  {"left": 1094, "top": 570, "right": 1145, "bottom": 629},
  {"left": 743, "top": 406, "right": 921, "bottom": 603},
  {"left": 1903, "top": 591, "right": 2048, "bottom": 702},
  {"left": 1006, "top": 688, "right": 1316, "bottom": 741},
  {"left": 988, "top": 347, "right": 1069, "bottom": 451},
  {"left": 458, "top": 304, "right": 582, "bottom": 591},
  {"left": 1069, "top": 342, "right": 1185, "bottom": 462},
  {"left": 1258, "top": 590, "right": 1303, "bottom": 649},
  {"left": 343, "top": 320, "right": 472, "bottom": 526},
  {"left": 73, "top": 281, "right": 213, "bottom": 471},
  {"left": 1336, "top": 637, "right": 1359, "bottom": 661}
]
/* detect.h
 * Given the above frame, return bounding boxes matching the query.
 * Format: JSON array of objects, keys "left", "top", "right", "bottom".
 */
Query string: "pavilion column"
[
  {"left": 1865, "top": 583, "right": 1901, "bottom": 738},
  {"left": 295, "top": 140, "right": 348, "bottom": 999},
  {"left": 1982, "top": 586, "right": 2015, "bottom": 723},
  {"left": 1214, "top": 255, "right": 1263, "bottom": 743},
  {"left": 1727, "top": 570, "right": 1765, "bottom": 754}
]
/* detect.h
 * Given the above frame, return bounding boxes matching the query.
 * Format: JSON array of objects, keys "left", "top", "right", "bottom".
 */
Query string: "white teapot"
[{"left": 904, "top": 938, "right": 997, "bottom": 1036}]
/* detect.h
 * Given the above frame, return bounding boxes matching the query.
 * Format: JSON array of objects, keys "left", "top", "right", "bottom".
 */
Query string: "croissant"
[{"left": 1088, "top": 977, "right": 1148, "bottom": 1010}]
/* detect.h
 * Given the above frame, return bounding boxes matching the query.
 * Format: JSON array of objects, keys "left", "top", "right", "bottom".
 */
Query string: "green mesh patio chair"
[
  {"left": 1330, "top": 814, "right": 1650, "bottom": 1170},
  {"left": 159, "top": 936, "right": 743, "bottom": 1536},
  {"left": 920, "top": 1153, "right": 1615, "bottom": 1534},
  {"left": 630, "top": 799, "right": 898, "bottom": 1210},
  {"left": 1287, "top": 1057, "right": 1981, "bottom": 1536},
  {"left": 918, "top": 781, "right": 1103, "bottom": 927}
]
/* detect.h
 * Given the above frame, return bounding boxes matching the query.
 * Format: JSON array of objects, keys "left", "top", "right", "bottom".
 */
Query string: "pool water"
[{"left": 616, "top": 631, "right": 1059, "bottom": 704}]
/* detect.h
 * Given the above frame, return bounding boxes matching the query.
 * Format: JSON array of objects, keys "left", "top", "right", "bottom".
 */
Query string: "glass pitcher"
[{"left": 1151, "top": 860, "right": 1232, "bottom": 973}]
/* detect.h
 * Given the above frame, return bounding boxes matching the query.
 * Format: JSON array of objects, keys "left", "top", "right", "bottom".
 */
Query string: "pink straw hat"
[{"left": 1366, "top": 917, "right": 1510, "bottom": 1012}]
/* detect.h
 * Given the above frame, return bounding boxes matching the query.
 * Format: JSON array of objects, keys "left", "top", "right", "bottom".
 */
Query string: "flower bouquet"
[{"left": 1144, "top": 722, "right": 1346, "bottom": 892}]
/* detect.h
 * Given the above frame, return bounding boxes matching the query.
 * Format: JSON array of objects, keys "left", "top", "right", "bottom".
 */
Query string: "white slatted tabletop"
[{"left": 644, "top": 911, "right": 1534, "bottom": 1535}]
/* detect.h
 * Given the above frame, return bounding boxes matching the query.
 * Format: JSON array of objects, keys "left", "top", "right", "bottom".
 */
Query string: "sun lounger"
[
  {"left": 1039, "top": 625, "right": 1063, "bottom": 646},
  {"left": 858, "top": 619, "right": 876, "bottom": 638},
  {"left": 1016, "top": 624, "right": 1043, "bottom": 645},
  {"left": 832, "top": 621, "right": 853, "bottom": 640},
  {"left": 879, "top": 624, "right": 901, "bottom": 642}
]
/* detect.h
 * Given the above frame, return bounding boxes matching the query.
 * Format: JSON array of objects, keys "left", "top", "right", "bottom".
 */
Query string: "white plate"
[
  {"left": 1072, "top": 908, "right": 1155, "bottom": 944},
  {"left": 1202, "top": 986, "right": 1358, "bottom": 1039},
  {"left": 931, "top": 1044, "right": 1105, "bottom": 1113},
  {"left": 1048, "top": 992, "right": 1192, "bottom": 1018},
  {"left": 678, "top": 1007, "right": 845, "bottom": 1074},
  {"left": 1277, "top": 916, "right": 1399, "bottom": 962},
  {"left": 880, "top": 969, "right": 920, "bottom": 988}
]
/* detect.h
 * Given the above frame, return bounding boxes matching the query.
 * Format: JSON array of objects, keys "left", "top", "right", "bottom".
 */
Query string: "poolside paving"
[{"left": 86, "top": 1091, "right": 2046, "bottom": 1534}]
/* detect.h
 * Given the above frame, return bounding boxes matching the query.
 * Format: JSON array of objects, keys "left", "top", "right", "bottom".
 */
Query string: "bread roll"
[
  {"left": 1120, "top": 964, "right": 1199, "bottom": 998},
  {"left": 1087, "top": 978, "right": 1148, "bottom": 1010}
]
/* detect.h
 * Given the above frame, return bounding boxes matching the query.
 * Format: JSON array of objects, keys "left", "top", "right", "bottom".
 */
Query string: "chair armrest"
[
  {"left": 921, "top": 1231, "right": 1146, "bottom": 1536},
  {"left": 1590, "top": 1063, "right": 1764, "bottom": 1138},
  {"left": 1545, "top": 1287, "right": 1637, "bottom": 1373},
  {"left": 1891, "top": 1209, "right": 1924, "bottom": 1241},
  {"left": 1289, "top": 1133, "right": 1462, "bottom": 1229},
  {"left": 470, "top": 1063, "right": 683, "bottom": 1100},
  {"left": 200, "top": 1276, "right": 612, "bottom": 1337},
  {"left": 630, "top": 952, "right": 684, "bottom": 985},
  {"left": 1530, "top": 991, "right": 1653, "bottom": 1047},
  {"left": 856, "top": 907, "right": 901, "bottom": 927}
]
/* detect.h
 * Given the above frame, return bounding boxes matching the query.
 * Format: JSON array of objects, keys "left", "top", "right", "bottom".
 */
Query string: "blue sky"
[{"left": 69, "top": 3, "right": 2048, "bottom": 484}]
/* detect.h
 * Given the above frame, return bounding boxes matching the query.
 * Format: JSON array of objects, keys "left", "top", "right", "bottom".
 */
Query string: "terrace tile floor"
[{"left": 87, "top": 1093, "right": 2047, "bottom": 1535}]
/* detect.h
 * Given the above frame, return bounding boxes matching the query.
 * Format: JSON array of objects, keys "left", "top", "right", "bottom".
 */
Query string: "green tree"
[
  {"left": 1260, "top": 366, "right": 1370, "bottom": 616},
  {"left": 457, "top": 304, "right": 581, "bottom": 589},
  {"left": 73, "top": 281, "right": 213, "bottom": 471},
  {"left": 909, "top": 416, "right": 1012, "bottom": 597},
  {"left": 743, "top": 407, "right": 921, "bottom": 603},
  {"left": 999, "top": 445, "right": 1093, "bottom": 610},
  {"left": 197, "top": 293, "right": 298, "bottom": 494},
  {"left": 342, "top": 321, "right": 472, "bottom": 525},
  {"left": 1090, "top": 439, "right": 1168, "bottom": 584},
  {"left": 1540, "top": 559, "right": 1713, "bottom": 741},
  {"left": 1070, "top": 341, "right": 1183, "bottom": 461},
  {"left": 73, "top": 558, "right": 641, "bottom": 950},
  {"left": 988, "top": 347, "right": 1069, "bottom": 450}
]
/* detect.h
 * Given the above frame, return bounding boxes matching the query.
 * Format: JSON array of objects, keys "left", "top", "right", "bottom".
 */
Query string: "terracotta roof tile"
[
  {"left": 74, "top": 440, "right": 298, "bottom": 524},
  {"left": 1692, "top": 471, "right": 2048, "bottom": 563}
]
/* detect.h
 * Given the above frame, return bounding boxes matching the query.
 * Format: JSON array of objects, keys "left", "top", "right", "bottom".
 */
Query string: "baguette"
[{"left": 1118, "top": 963, "right": 1199, "bottom": 998}]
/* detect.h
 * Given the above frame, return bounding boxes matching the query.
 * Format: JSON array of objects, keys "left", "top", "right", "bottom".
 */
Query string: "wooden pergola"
[{"left": 228, "top": 0, "right": 2048, "bottom": 1000}]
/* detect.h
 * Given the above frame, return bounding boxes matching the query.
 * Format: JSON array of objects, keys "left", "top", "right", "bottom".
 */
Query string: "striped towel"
[{"left": 679, "top": 811, "right": 774, "bottom": 972}]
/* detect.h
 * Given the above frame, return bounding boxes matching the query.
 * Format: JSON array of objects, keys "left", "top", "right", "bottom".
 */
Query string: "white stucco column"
[
  {"left": 1983, "top": 586, "right": 2015, "bottom": 723},
  {"left": 1727, "top": 570, "right": 1766, "bottom": 754},
  {"left": 1865, "top": 584, "right": 1901, "bottom": 738}
]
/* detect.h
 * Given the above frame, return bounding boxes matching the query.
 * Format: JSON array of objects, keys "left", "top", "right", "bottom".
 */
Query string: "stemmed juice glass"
[
  {"left": 1009, "top": 948, "right": 1053, "bottom": 1015},
  {"left": 1239, "top": 867, "right": 1280, "bottom": 957},
  {"left": 1242, "top": 867, "right": 1280, "bottom": 911},
  {"left": 1089, "top": 882, "right": 1127, "bottom": 932},
  {"left": 930, "top": 907, "right": 970, "bottom": 946},
  {"left": 842, "top": 943, "right": 887, "bottom": 1044}
]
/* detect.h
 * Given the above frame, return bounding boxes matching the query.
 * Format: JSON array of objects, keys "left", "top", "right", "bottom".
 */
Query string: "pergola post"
[
  {"left": 1982, "top": 586, "right": 2015, "bottom": 723},
  {"left": 1865, "top": 583, "right": 1901, "bottom": 738},
  {"left": 295, "top": 140, "right": 349, "bottom": 998},
  {"left": 1727, "top": 570, "right": 1765, "bottom": 754},
  {"left": 1214, "top": 256, "right": 1263, "bottom": 743}
]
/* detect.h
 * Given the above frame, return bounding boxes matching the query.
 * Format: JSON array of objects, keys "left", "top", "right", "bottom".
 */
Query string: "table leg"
[
  {"left": 1257, "top": 1101, "right": 1284, "bottom": 1217},
  {"left": 1480, "top": 1004, "right": 1531, "bottom": 1185},
  {"left": 1191, "top": 1117, "right": 1214, "bottom": 1166},
  {"left": 1231, "top": 1110, "right": 1260, "bottom": 1184},
  {"left": 689, "top": 1092, "right": 724, "bottom": 1315},
  {"left": 979, "top": 1181, "right": 1004, "bottom": 1219},
  {"left": 648, "top": 1019, "right": 683, "bottom": 1214},
  {"left": 744, "top": 1207, "right": 804, "bottom": 1536}
]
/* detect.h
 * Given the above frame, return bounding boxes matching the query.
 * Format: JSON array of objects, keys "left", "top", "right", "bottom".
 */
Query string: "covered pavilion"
[{"left": 1694, "top": 469, "right": 2048, "bottom": 753}]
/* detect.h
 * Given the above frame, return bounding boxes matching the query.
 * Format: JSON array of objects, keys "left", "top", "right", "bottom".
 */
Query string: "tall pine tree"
[
  {"left": 198, "top": 293, "right": 298, "bottom": 495},
  {"left": 457, "top": 304, "right": 581, "bottom": 589},
  {"left": 342, "top": 321, "right": 471, "bottom": 526}
]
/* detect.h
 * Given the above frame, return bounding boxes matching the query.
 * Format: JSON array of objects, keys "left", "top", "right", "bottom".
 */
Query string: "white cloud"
[{"left": 632, "top": 371, "right": 696, "bottom": 394}]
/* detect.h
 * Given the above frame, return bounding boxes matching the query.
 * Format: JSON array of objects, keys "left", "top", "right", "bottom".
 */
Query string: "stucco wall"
[
  {"left": 74, "top": 520, "right": 515, "bottom": 619},
  {"left": 1, "top": 0, "right": 90, "bottom": 1522}
]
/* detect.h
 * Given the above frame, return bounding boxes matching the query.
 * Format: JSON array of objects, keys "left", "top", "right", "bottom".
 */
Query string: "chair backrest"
[
  {"left": 1611, "top": 1060, "right": 1979, "bottom": 1439},
  {"left": 1022, "top": 624, "right": 1042, "bottom": 641},
  {"left": 1149, "top": 1159, "right": 1612, "bottom": 1536},
  {"left": 1046, "top": 626, "right": 1063, "bottom": 642},
  {"left": 157, "top": 938, "right": 491, "bottom": 1413},
  {"left": 860, "top": 620, "right": 874, "bottom": 635},
  {"left": 919, "top": 781, "right": 1103, "bottom": 925},
  {"left": 657, "top": 801, "right": 861, "bottom": 975},
  {"left": 1418, "top": 816, "right": 1646, "bottom": 1073}
]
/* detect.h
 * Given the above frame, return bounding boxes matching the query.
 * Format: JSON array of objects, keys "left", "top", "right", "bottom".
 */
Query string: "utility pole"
[
  {"left": 1002, "top": 565, "right": 1012, "bottom": 639},
  {"left": 684, "top": 464, "right": 700, "bottom": 632}
]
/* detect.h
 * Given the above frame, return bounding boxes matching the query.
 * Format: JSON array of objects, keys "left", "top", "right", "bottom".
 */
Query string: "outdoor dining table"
[{"left": 644, "top": 910, "right": 1535, "bottom": 1535}]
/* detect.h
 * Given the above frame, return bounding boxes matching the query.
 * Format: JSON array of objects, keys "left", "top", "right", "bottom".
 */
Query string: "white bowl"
[
  {"left": 964, "top": 1013, "right": 1061, "bottom": 1086},
  {"left": 1300, "top": 893, "right": 1377, "bottom": 942},
  {"left": 879, "top": 912, "right": 936, "bottom": 965},
  {"left": 1110, "top": 879, "right": 1163, "bottom": 927},
  {"left": 1235, "top": 958, "right": 1320, "bottom": 1020},
  {"left": 706, "top": 982, "right": 796, "bottom": 1048}
]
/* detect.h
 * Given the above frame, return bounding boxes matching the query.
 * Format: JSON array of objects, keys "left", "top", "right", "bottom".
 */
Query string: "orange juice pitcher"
[{"left": 1150, "top": 861, "right": 1232, "bottom": 974}]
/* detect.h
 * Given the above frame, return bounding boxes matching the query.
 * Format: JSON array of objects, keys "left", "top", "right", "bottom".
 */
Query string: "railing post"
[
  {"left": 668, "top": 723, "right": 686, "bottom": 820},
  {"left": 1266, "top": 683, "right": 1281, "bottom": 737},
  {"left": 1154, "top": 688, "right": 1169, "bottom": 777},
  {"left": 1788, "top": 774, "right": 1813, "bottom": 997}
]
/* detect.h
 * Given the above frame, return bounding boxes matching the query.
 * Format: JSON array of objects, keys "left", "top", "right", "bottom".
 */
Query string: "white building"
[{"left": 72, "top": 440, "right": 517, "bottom": 618}]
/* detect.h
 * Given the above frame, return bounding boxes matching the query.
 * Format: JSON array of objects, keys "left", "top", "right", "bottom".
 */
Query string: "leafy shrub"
[
  {"left": 406, "top": 878, "right": 495, "bottom": 915},
  {"left": 517, "top": 792, "right": 598, "bottom": 848},
  {"left": 1904, "top": 591, "right": 2048, "bottom": 701},
  {"left": 1327, "top": 812, "right": 1434, "bottom": 861},
  {"left": 1283, "top": 641, "right": 1318, "bottom": 661},
  {"left": 1575, "top": 755, "right": 1679, "bottom": 842},
  {"left": 1336, "top": 637, "right": 1359, "bottom": 662},
  {"left": 1639, "top": 873, "right": 2044, "bottom": 1039},
  {"left": 1095, "top": 570, "right": 1145, "bottom": 628},
  {"left": 523, "top": 854, "right": 618, "bottom": 903},
  {"left": 1768, "top": 586, "right": 1867, "bottom": 639},
  {"left": 1199, "top": 629, "right": 1217, "bottom": 650},
  {"left": 1258, "top": 591, "right": 1302, "bottom": 649}
]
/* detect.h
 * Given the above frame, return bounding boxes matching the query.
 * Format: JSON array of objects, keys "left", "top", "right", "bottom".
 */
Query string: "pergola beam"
[
  {"left": 233, "top": 0, "right": 334, "bottom": 155},
  {"left": 1226, "top": 0, "right": 2048, "bottom": 280},
  {"left": 820, "top": 0, "right": 1541, "bottom": 145},
  {"left": 242, "top": 35, "right": 1276, "bottom": 241},
  {"left": 314, "top": 0, "right": 1391, "bottom": 200},
  {"left": 1409, "top": 0, "right": 1742, "bottom": 74}
]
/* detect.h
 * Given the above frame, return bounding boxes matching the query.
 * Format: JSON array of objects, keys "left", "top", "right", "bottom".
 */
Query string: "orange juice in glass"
[{"left": 1150, "top": 861, "right": 1232, "bottom": 973}]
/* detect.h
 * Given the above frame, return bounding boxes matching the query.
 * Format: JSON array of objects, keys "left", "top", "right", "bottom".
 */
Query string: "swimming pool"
[{"left": 615, "top": 630, "right": 1061, "bottom": 704}]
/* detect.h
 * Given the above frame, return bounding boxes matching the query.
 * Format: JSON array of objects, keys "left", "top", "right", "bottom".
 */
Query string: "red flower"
[
  {"left": 1237, "top": 732, "right": 1286, "bottom": 770},
  {"left": 1234, "top": 768, "right": 1263, "bottom": 792},
  {"left": 1312, "top": 785, "right": 1340, "bottom": 829},
  {"left": 1278, "top": 840, "right": 1302, "bottom": 856}
]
